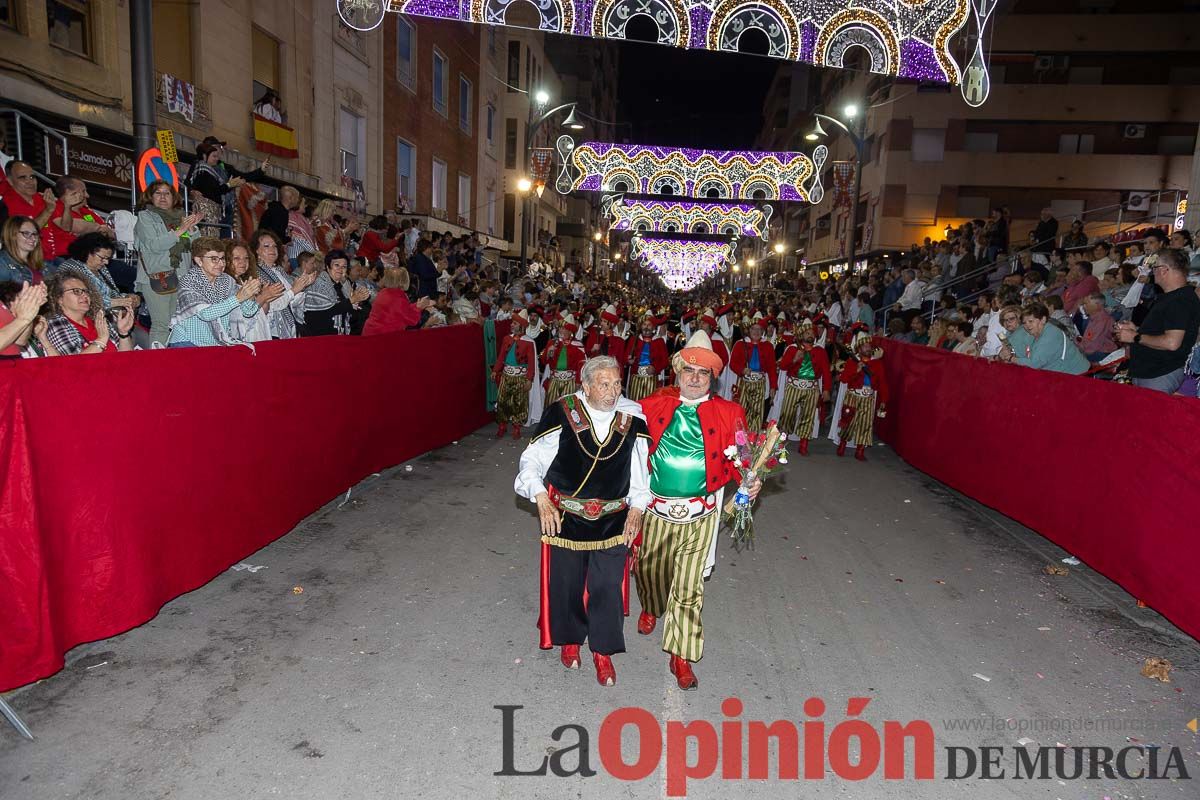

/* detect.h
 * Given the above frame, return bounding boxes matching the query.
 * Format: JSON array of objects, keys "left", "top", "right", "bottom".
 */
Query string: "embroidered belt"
[
  {"left": 548, "top": 485, "right": 628, "bottom": 521},
  {"left": 635, "top": 365, "right": 656, "bottom": 377},
  {"left": 741, "top": 371, "right": 766, "bottom": 383},
  {"left": 646, "top": 492, "right": 718, "bottom": 523},
  {"left": 788, "top": 377, "right": 818, "bottom": 390},
  {"left": 502, "top": 364, "right": 528, "bottom": 377},
  {"left": 551, "top": 369, "right": 575, "bottom": 381},
  {"left": 850, "top": 387, "right": 876, "bottom": 398}
]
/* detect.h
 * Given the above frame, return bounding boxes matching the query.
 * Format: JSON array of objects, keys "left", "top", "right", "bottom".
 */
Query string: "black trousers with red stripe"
[{"left": 543, "top": 543, "right": 628, "bottom": 656}]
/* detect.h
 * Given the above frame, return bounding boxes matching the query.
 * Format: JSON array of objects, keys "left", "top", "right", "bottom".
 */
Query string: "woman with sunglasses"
[
  {"left": 0, "top": 216, "right": 46, "bottom": 284},
  {"left": 43, "top": 274, "right": 135, "bottom": 354}
]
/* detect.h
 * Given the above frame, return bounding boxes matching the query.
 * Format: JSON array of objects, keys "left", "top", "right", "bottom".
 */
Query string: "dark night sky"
[{"left": 614, "top": 39, "right": 780, "bottom": 149}]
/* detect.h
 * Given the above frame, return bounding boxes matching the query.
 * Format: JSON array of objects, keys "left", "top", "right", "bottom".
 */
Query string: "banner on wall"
[
  {"left": 161, "top": 74, "right": 195, "bottom": 123},
  {"left": 831, "top": 162, "right": 855, "bottom": 209}
]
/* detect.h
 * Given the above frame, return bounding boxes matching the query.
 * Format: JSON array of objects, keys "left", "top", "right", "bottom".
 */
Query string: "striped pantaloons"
[{"left": 635, "top": 508, "right": 719, "bottom": 662}]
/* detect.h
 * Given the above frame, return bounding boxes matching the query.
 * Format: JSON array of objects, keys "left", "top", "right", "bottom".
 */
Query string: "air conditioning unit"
[
  {"left": 1125, "top": 192, "right": 1152, "bottom": 212},
  {"left": 1034, "top": 55, "right": 1054, "bottom": 71},
  {"left": 1123, "top": 123, "right": 1147, "bottom": 140}
]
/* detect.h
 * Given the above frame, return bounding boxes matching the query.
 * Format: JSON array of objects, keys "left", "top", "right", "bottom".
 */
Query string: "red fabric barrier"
[
  {"left": 875, "top": 340, "right": 1200, "bottom": 641},
  {"left": 0, "top": 325, "right": 491, "bottom": 691}
]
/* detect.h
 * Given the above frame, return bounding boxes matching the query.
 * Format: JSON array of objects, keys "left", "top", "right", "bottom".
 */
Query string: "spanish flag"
[{"left": 253, "top": 114, "right": 299, "bottom": 159}]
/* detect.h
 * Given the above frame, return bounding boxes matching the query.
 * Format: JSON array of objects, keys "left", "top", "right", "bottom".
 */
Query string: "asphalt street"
[{"left": 1, "top": 431, "right": 1197, "bottom": 800}]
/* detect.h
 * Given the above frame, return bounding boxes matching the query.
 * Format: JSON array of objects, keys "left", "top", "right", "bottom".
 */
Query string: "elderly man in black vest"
[{"left": 515, "top": 356, "right": 650, "bottom": 687}]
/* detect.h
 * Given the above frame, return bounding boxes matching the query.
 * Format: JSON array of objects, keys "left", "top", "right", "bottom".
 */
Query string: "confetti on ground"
[
  {"left": 1036, "top": 673, "right": 1045, "bottom": 679},
  {"left": 935, "top": 579, "right": 945, "bottom": 584},
  {"left": 973, "top": 673, "right": 991, "bottom": 682},
  {"left": 903, "top": 499, "right": 911, "bottom": 504},
  {"left": 405, "top": 465, "right": 413, "bottom": 472},
  {"left": 1037, "top": 626, "right": 1051, "bottom": 631},
  {"left": 1043, "top": 564, "right": 1069, "bottom": 576},
  {"left": 85, "top": 661, "right": 109, "bottom": 670},
  {"left": 292, "top": 586, "right": 304, "bottom": 595},
  {"left": 1061, "top": 556, "right": 1080, "bottom": 566},
  {"left": 513, "top": 658, "right": 522, "bottom": 664}
]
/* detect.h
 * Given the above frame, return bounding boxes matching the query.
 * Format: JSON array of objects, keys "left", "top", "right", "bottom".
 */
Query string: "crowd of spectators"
[
  {"left": 2, "top": 151, "right": 1199, "bottom": 399},
  {"left": 0, "top": 153, "right": 516, "bottom": 358}
]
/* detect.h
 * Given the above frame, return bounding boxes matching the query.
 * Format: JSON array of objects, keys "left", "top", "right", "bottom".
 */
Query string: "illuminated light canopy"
[
  {"left": 629, "top": 235, "right": 737, "bottom": 292},
  {"left": 385, "top": 0, "right": 993, "bottom": 105},
  {"left": 557, "top": 137, "right": 828, "bottom": 202},
  {"left": 604, "top": 194, "right": 774, "bottom": 239}
]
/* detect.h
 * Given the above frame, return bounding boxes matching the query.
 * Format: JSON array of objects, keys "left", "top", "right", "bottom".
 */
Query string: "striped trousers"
[{"left": 634, "top": 507, "right": 719, "bottom": 662}]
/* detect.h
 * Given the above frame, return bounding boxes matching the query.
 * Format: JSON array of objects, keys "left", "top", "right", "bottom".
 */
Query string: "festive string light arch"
[
  {"left": 386, "top": 1, "right": 990, "bottom": 103},
  {"left": 607, "top": 196, "right": 774, "bottom": 239},
  {"left": 557, "top": 139, "right": 822, "bottom": 201},
  {"left": 630, "top": 235, "right": 737, "bottom": 292}
]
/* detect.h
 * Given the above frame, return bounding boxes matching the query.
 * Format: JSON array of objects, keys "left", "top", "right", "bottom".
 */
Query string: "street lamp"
[
  {"left": 517, "top": 177, "right": 532, "bottom": 193},
  {"left": 519, "top": 97, "right": 584, "bottom": 274},
  {"left": 773, "top": 242, "right": 786, "bottom": 255},
  {"left": 806, "top": 106, "right": 868, "bottom": 274},
  {"left": 592, "top": 231, "right": 602, "bottom": 241}
]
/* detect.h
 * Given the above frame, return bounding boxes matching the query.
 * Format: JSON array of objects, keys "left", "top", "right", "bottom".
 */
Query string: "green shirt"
[
  {"left": 798, "top": 351, "right": 815, "bottom": 380},
  {"left": 649, "top": 402, "right": 708, "bottom": 498}
]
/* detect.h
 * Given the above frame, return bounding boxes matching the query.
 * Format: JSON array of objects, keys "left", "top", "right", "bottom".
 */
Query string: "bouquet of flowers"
[{"left": 722, "top": 419, "right": 788, "bottom": 550}]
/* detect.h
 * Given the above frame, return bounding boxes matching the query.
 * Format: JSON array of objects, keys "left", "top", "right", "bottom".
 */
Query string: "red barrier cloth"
[
  {"left": 0, "top": 326, "right": 491, "bottom": 691},
  {"left": 875, "top": 339, "right": 1200, "bottom": 641}
]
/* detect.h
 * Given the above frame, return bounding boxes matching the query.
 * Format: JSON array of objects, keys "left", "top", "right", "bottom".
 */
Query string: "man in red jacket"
[
  {"left": 832, "top": 324, "right": 888, "bottom": 461},
  {"left": 492, "top": 309, "right": 539, "bottom": 439},
  {"left": 774, "top": 322, "right": 832, "bottom": 455},
  {"left": 635, "top": 330, "right": 760, "bottom": 690},
  {"left": 728, "top": 320, "right": 778, "bottom": 431},
  {"left": 585, "top": 304, "right": 626, "bottom": 365},
  {"left": 625, "top": 313, "right": 669, "bottom": 401},
  {"left": 541, "top": 313, "right": 586, "bottom": 405}
]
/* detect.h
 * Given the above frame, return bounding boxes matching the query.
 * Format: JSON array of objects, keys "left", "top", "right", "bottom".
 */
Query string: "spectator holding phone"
[
  {"left": 1115, "top": 248, "right": 1200, "bottom": 393},
  {"left": 43, "top": 274, "right": 135, "bottom": 354}
]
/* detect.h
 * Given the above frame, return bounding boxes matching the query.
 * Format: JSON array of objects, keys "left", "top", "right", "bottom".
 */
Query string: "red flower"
[
  {"left": 767, "top": 458, "right": 779, "bottom": 469},
  {"left": 741, "top": 459, "right": 751, "bottom": 469}
]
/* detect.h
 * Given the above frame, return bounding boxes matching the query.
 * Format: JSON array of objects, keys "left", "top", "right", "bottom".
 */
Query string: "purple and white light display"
[
  {"left": 606, "top": 196, "right": 774, "bottom": 239},
  {"left": 558, "top": 138, "right": 827, "bottom": 202},
  {"left": 630, "top": 236, "right": 736, "bottom": 292},
  {"left": 383, "top": 0, "right": 992, "bottom": 105}
]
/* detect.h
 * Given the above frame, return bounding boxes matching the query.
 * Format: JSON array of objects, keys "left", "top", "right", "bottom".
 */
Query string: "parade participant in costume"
[
  {"left": 492, "top": 309, "right": 543, "bottom": 439},
  {"left": 635, "top": 331, "right": 759, "bottom": 690},
  {"left": 585, "top": 304, "right": 627, "bottom": 364},
  {"left": 728, "top": 320, "right": 778, "bottom": 431},
  {"left": 679, "top": 309, "right": 698, "bottom": 343},
  {"left": 515, "top": 356, "right": 650, "bottom": 686},
  {"left": 541, "top": 313, "right": 586, "bottom": 405},
  {"left": 525, "top": 305, "right": 550, "bottom": 354},
  {"left": 773, "top": 323, "right": 832, "bottom": 455},
  {"left": 716, "top": 303, "right": 741, "bottom": 344},
  {"left": 829, "top": 323, "right": 888, "bottom": 461},
  {"left": 625, "top": 314, "right": 669, "bottom": 401},
  {"left": 698, "top": 308, "right": 733, "bottom": 400}
]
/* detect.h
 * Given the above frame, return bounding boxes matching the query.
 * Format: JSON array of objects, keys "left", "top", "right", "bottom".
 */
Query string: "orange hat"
[{"left": 677, "top": 330, "right": 725, "bottom": 373}]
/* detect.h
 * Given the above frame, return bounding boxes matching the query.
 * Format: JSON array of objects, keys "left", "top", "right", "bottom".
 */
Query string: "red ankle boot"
[
  {"left": 593, "top": 653, "right": 616, "bottom": 687},
  {"left": 560, "top": 644, "right": 580, "bottom": 669},
  {"left": 836, "top": 439, "right": 847, "bottom": 457},
  {"left": 496, "top": 423, "right": 507, "bottom": 438},
  {"left": 797, "top": 438, "right": 809, "bottom": 456},
  {"left": 855, "top": 445, "right": 867, "bottom": 462},
  {"left": 512, "top": 424, "right": 522, "bottom": 440},
  {"left": 636, "top": 612, "right": 657, "bottom": 635},
  {"left": 668, "top": 655, "right": 698, "bottom": 690}
]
